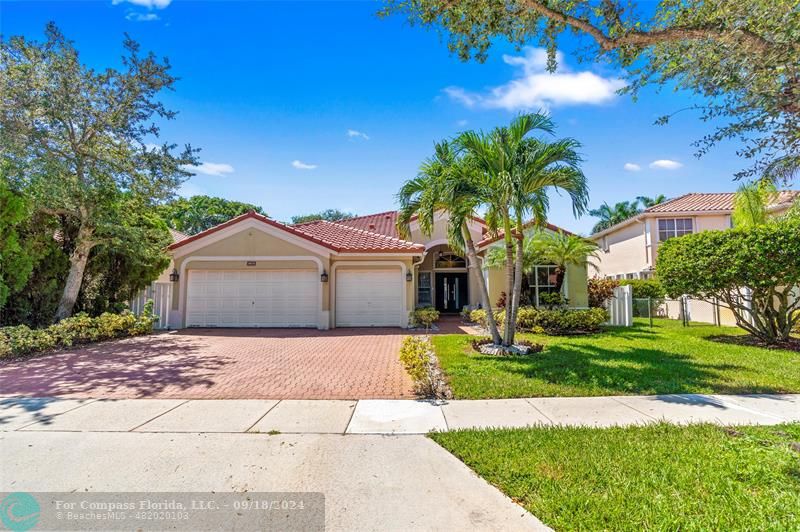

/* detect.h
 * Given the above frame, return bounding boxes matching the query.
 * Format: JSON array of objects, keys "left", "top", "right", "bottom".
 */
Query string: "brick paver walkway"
[{"left": 0, "top": 329, "right": 415, "bottom": 400}]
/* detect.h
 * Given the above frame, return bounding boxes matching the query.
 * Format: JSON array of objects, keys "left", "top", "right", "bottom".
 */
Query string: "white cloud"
[
  {"left": 347, "top": 129, "right": 370, "bottom": 141},
  {"left": 444, "top": 47, "right": 625, "bottom": 111},
  {"left": 185, "top": 161, "right": 235, "bottom": 177},
  {"left": 126, "top": 12, "right": 159, "bottom": 21},
  {"left": 292, "top": 160, "right": 317, "bottom": 170},
  {"left": 649, "top": 159, "right": 683, "bottom": 170},
  {"left": 624, "top": 163, "right": 642, "bottom": 172},
  {"left": 113, "top": 0, "right": 172, "bottom": 8},
  {"left": 456, "top": 119, "right": 469, "bottom": 127}
]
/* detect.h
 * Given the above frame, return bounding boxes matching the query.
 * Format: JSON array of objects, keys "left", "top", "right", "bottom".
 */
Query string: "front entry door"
[{"left": 435, "top": 272, "right": 468, "bottom": 313}]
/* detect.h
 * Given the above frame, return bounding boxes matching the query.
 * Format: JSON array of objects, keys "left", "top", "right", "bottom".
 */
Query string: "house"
[
  {"left": 590, "top": 191, "right": 799, "bottom": 326},
  {"left": 151, "top": 210, "right": 589, "bottom": 329},
  {"left": 591, "top": 191, "right": 799, "bottom": 281}
]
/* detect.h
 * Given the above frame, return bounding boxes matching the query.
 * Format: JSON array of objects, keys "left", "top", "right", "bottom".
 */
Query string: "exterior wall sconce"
[
  {"left": 406, "top": 271, "right": 413, "bottom": 282},
  {"left": 169, "top": 268, "right": 179, "bottom": 282},
  {"left": 320, "top": 271, "right": 329, "bottom": 283}
]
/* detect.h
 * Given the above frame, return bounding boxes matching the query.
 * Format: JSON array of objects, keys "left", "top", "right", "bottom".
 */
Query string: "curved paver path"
[{"left": 0, "top": 328, "right": 416, "bottom": 400}]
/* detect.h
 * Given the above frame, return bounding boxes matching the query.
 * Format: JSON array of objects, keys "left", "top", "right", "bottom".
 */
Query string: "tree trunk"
[
  {"left": 54, "top": 223, "right": 95, "bottom": 321},
  {"left": 462, "top": 225, "right": 502, "bottom": 345},
  {"left": 553, "top": 266, "right": 566, "bottom": 295},
  {"left": 503, "top": 217, "right": 516, "bottom": 346},
  {"left": 511, "top": 221, "right": 525, "bottom": 334}
]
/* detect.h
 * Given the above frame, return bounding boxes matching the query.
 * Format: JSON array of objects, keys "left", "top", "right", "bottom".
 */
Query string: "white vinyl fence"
[
  {"left": 130, "top": 282, "right": 172, "bottom": 329},
  {"left": 606, "top": 284, "right": 633, "bottom": 327}
]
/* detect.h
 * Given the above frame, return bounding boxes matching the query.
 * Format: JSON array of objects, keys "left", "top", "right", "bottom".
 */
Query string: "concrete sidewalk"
[{"left": 2, "top": 393, "right": 797, "bottom": 434}]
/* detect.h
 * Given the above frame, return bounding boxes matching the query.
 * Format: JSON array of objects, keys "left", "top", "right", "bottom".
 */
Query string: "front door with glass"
[{"left": 435, "top": 272, "right": 468, "bottom": 313}]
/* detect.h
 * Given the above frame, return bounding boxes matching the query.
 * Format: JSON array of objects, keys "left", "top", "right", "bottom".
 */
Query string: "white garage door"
[
  {"left": 336, "top": 269, "right": 403, "bottom": 327},
  {"left": 186, "top": 270, "right": 318, "bottom": 327}
]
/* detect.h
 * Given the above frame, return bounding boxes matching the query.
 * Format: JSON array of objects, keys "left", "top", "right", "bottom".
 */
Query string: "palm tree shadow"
[{"left": 474, "top": 341, "right": 787, "bottom": 395}]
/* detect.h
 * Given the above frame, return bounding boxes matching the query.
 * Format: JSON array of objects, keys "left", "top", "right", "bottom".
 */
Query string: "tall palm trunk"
[
  {"left": 462, "top": 225, "right": 501, "bottom": 344},
  {"left": 502, "top": 216, "right": 515, "bottom": 346},
  {"left": 55, "top": 222, "right": 95, "bottom": 321},
  {"left": 510, "top": 215, "right": 525, "bottom": 337}
]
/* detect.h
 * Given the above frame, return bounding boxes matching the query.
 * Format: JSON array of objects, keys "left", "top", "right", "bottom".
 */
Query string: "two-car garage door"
[
  {"left": 186, "top": 270, "right": 318, "bottom": 328},
  {"left": 335, "top": 269, "right": 403, "bottom": 327}
]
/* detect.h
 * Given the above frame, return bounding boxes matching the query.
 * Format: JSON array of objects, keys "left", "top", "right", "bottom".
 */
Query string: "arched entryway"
[{"left": 416, "top": 244, "right": 470, "bottom": 313}]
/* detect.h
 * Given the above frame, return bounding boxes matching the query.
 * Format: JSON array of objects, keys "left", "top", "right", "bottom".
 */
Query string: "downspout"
[{"left": 410, "top": 252, "right": 427, "bottom": 309}]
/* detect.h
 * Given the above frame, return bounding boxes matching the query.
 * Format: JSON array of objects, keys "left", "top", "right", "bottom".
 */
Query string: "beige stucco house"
[
  {"left": 147, "top": 210, "right": 588, "bottom": 329},
  {"left": 591, "top": 191, "right": 799, "bottom": 280}
]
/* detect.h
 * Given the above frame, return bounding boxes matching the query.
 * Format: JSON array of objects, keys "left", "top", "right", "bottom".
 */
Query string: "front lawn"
[
  {"left": 435, "top": 318, "right": 800, "bottom": 398},
  {"left": 431, "top": 423, "right": 800, "bottom": 530}
]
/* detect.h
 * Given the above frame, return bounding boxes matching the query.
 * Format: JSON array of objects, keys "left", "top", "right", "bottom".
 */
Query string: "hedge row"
[
  {"left": 0, "top": 301, "right": 157, "bottom": 359},
  {"left": 469, "top": 306, "right": 609, "bottom": 335}
]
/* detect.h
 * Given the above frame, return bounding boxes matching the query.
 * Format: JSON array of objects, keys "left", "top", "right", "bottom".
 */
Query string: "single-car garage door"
[
  {"left": 336, "top": 269, "right": 403, "bottom": 327},
  {"left": 186, "top": 270, "right": 318, "bottom": 327}
]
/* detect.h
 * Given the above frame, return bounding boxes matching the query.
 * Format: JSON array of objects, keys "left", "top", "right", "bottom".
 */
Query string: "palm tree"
[
  {"left": 457, "top": 114, "right": 588, "bottom": 345},
  {"left": 396, "top": 141, "right": 502, "bottom": 344},
  {"left": 589, "top": 201, "right": 641, "bottom": 233},
  {"left": 537, "top": 231, "right": 600, "bottom": 293},
  {"left": 732, "top": 180, "right": 777, "bottom": 228},
  {"left": 636, "top": 194, "right": 667, "bottom": 209},
  {"left": 486, "top": 230, "right": 599, "bottom": 300}
]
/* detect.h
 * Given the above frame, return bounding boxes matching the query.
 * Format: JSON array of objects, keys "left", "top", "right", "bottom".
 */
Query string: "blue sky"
[{"left": 2, "top": 0, "right": 747, "bottom": 234}]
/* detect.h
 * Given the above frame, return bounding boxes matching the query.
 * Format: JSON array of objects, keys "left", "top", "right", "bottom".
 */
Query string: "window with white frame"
[
  {"left": 527, "top": 265, "right": 559, "bottom": 306},
  {"left": 417, "top": 271, "right": 432, "bottom": 307},
  {"left": 658, "top": 218, "right": 693, "bottom": 241}
]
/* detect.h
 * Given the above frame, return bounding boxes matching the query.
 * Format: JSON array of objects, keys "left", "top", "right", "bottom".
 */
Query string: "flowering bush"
[{"left": 0, "top": 300, "right": 158, "bottom": 359}]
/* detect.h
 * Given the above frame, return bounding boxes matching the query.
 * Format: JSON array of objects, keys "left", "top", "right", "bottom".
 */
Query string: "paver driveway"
[{"left": 0, "top": 329, "right": 415, "bottom": 400}]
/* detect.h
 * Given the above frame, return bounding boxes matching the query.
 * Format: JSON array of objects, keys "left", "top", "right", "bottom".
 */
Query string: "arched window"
[{"left": 435, "top": 252, "right": 467, "bottom": 269}]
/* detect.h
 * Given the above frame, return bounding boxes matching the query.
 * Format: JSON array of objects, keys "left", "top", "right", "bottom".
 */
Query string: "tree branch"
[{"left": 518, "top": 0, "right": 772, "bottom": 54}]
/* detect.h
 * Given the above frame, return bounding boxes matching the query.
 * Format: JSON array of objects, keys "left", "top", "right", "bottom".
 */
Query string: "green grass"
[
  {"left": 434, "top": 318, "right": 800, "bottom": 398},
  {"left": 430, "top": 423, "right": 800, "bottom": 531}
]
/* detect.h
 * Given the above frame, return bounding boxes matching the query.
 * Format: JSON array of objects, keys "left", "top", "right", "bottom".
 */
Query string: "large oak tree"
[{"left": 1, "top": 23, "right": 198, "bottom": 320}]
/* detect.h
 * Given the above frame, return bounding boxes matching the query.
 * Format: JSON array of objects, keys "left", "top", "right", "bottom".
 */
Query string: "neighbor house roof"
[
  {"left": 590, "top": 190, "right": 800, "bottom": 239},
  {"left": 645, "top": 191, "right": 800, "bottom": 213},
  {"left": 167, "top": 211, "right": 424, "bottom": 254}
]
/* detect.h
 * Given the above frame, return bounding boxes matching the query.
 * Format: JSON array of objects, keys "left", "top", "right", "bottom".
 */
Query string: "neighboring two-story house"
[
  {"left": 591, "top": 191, "right": 799, "bottom": 281},
  {"left": 590, "top": 191, "right": 799, "bottom": 325}
]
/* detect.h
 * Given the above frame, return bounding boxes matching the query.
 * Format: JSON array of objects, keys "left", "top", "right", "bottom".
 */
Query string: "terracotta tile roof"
[
  {"left": 167, "top": 211, "right": 423, "bottom": 254},
  {"left": 476, "top": 222, "right": 576, "bottom": 248},
  {"left": 335, "top": 211, "right": 400, "bottom": 238},
  {"left": 168, "top": 228, "right": 190, "bottom": 244},
  {"left": 295, "top": 220, "right": 424, "bottom": 253},
  {"left": 645, "top": 191, "right": 800, "bottom": 214}
]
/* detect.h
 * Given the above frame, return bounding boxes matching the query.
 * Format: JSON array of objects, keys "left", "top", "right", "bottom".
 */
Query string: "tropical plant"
[
  {"left": 158, "top": 196, "right": 265, "bottom": 235},
  {"left": 731, "top": 181, "right": 778, "bottom": 229},
  {"left": 382, "top": 0, "right": 800, "bottom": 181},
  {"left": 588, "top": 277, "right": 619, "bottom": 308},
  {"left": 637, "top": 195, "right": 667, "bottom": 209},
  {"left": 396, "top": 141, "right": 502, "bottom": 344},
  {"left": 1, "top": 23, "right": 198, "bottom": 320},
  {"left": 589, "top": 201, "right": 642, "bottom": 233},
  {"left": 487, "top": 230, "right": 599, "bottom": 297},
  {"left": 291, "top": 209, "right": 356, "bottom": 224},
  {"left": 456, "top": 114, "right": 588, "bottom": 346}
]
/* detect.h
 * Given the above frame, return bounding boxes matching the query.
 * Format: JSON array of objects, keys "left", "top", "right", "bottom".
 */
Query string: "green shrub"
[
  {"left": 469, "top": 309, "right": 488, "bottom": 328},
  {"left": 399, "top": 335, "right": 433, "bottom": 390},
  {"left": 0, "top": 300, "right": 158, "bottom": 359},
  {"left": 619, "top": 278, "right": 666, "bottom": 299},
  {"left": 531, "top": 308, "right": 609, "bottom": 334},
  {"left": 410, "top": 306, "right": 440, "bottom": 329}
]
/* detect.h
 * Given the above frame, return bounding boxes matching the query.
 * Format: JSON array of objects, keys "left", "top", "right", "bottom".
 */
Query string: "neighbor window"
[
  {"left": 417, "top": 272, "right": 432, "bottom": 307},
  {"left": 658, "top": 218, "right": 693, "bottom": 241}
]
